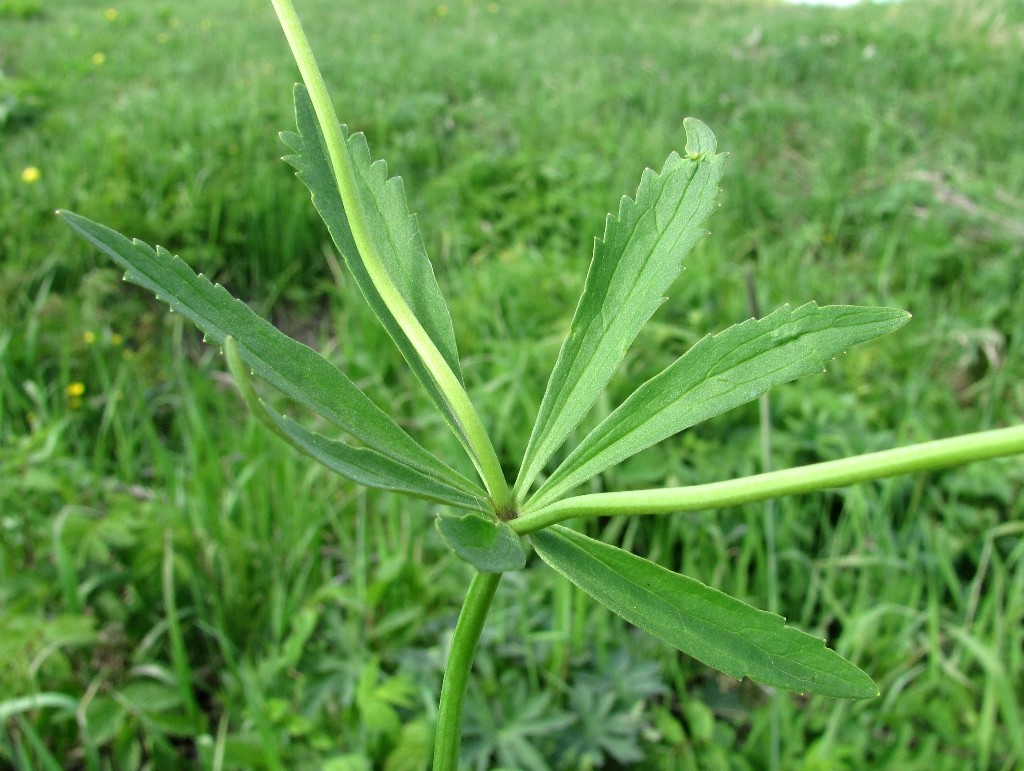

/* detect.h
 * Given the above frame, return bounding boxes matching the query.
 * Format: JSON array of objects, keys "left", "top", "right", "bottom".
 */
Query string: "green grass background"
[{"left": 2, "top": 0, "right": 1023, "bottom": 768}]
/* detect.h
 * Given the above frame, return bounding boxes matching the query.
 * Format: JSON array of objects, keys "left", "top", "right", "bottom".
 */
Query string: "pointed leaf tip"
[
  {"left": 683, "top": 118, "right": 717, "bottom": 159},
  {"left": 58, "top": 209, "right": 485, "bottom": 503},
  {"left": 533, "top": 526, "right": 878, "bottom": 699},
  {"left": 514, "top": 122, "right": 726, "bottom": 497},
  {"left": 531, "top": 302, "right": 910, "bottom": 508}
]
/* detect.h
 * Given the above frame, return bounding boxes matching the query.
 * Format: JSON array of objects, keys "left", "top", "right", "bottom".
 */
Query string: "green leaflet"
[
  {"left": 529, "top": 303, "right": 911, "bottom": 508},
  {"left": 515, "top": 119, "right": 726, "bottom": 499},
  {"left": 0, "top": 693, "right": 80, "bottom": 722},
  {"left": 225, "top": 337, "right": 487, "bottom": 511},
  {"left": 281, "top": 84, "right": 467, "bottom": 430},
  {"left": 532, "top": 526, "right": 878, "bottom": 699},
  {"left": 59, "top": 211, "right": 481, "bottom": 498},
  {"left": 435, "top": 513, "right": 527, "bottom": 572}
]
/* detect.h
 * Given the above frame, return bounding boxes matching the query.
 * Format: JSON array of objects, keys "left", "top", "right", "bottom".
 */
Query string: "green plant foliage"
[
  {"left": 515, "top": 118, "right": 726, "bottom": 498},
  {"left": 282, "top": 84, "right": 466, "bottom": 425},
  {"left": 529, "top": 302, "right": 910, "bottom": 508},
  {"left": 43, "top": 1, "right": 1024, "bottom": 768},
  {"left": 435, "top": 513, "right": 527, "bottom": 573},
  {"left": 57, "top": 211, "right": 483, "bottom": 506},
  {"left": 0, "top": 69, "right": 48, "bottom": 130},
  {"left": 462, "top": 674, "right": 574, "bottom": 771},
  {"left": 532, "top": 525, "right": 878, "bottom": 699},
  {"left": 0, "top": 0, "right": 43, "bottom": 21},
  {"left": 224, "top": 336, "right": 487, "bottom": 510}
]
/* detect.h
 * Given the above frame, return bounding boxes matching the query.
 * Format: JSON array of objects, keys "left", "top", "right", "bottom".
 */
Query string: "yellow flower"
[
  {"left": 110, "top": 332, "right": 123, "bottom": 346},
  {"left": 83, "top": 330, "right": 96, "bottom": 344},
  {"left": 436, "top": 4, "right": 448, "bottom": 17},
  {"left": 92, "top": 52, "right": 106, "bottom": 65},
  {"left": 21, "top": 166, "right": 41, "bottom": 184},
  {"left": 67, "top": 382, "right": 85, "bottom": 409},
  {"left": 104, "top": 8, "right": 118, "bottom": 21}
]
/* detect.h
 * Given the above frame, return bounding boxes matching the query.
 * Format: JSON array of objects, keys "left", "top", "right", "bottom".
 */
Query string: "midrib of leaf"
[
  {"left": 571, "top": 163, "right": 711, "bottom": 388},
  {"left": 581, "top": 548, "right": 836, "bottom": 687},
  {"left": 568, "top": 161, "right": 705, "bottom": 377},
  {"left": 583, "top": 536, "right": 777, "bottom": 654},
  {"left": 346, "top": 130, "right": 463, "bottom": 381},
  {"left": 514, "top": 127, "right": 725, "bottom": 500},
  {"left": 270, "top": 0, "right": 511, "bottom": 512}
]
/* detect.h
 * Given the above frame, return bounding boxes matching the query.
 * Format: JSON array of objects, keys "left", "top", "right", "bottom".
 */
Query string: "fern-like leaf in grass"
[
  {"left": 532, "top": 525, "right": 877, "bottom": 699},
  {"left": 515, "top": 118, "right": 726, "bottom": 499},
  {"left": 529, "top": 302, "right": 911, "bottom": 508}
]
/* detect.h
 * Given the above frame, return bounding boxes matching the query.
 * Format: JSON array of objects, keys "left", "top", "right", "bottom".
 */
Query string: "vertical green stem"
[
  {"left": 434, "top": 572, "right": 502, "bottom": 771},
  {"left": 268, "top": 0, "right": 511, "bottom": 512},
  {"left": 759, "top": 393, "right": 782, "bottom": 771},
  {"left": 748, "top": 271, "right": 781, "bottom": 771},
  {"left": 162, "top": 531, "right": 201, "bottom": 730}
]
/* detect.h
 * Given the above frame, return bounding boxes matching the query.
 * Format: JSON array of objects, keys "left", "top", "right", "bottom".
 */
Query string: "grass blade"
[
  {"left": 12, "top": 716, "right": 66, "bottom": 771},
  {"left": 532, "top": 525, "right": 878, "bottom": 699},
  {"left": 226, "top": 336, "right": 488, "bottom": 511},
  {"left": 0, "top": 693, "right": 79, "bottom": 721},
  {"left": 58, "top": 211, "right": 482, "bottom": 498},
  {"left": 162, "top": 531, "right": 202, "bottom": 733},
  {"left": 530, "top": 303, "right": 910, "bottom": 508},
  {"left": 515, "top": 119, "right": 726, "bottom": 498}
]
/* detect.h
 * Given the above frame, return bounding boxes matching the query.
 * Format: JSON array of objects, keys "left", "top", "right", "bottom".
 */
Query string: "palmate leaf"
[
  {"left": 529, "top": 302, "right": 910, "bottom": 508},
  {"left": 532, "top": 526, "right": 878, "bottom": 699},
  {"left": 281, "top": 84, "right": 467, "bottom": 434},
  {"left": 224, "top": 337, "right": 487, "bottom": 511},
  {"left": 435, "top": 512, "right": 527, "bottom": 572},
  {"left": 58, "top": 211, "right": 483, "bottom": 500},
  {"left": 515, "top": 119, "right": 726, "bottom": 498}
]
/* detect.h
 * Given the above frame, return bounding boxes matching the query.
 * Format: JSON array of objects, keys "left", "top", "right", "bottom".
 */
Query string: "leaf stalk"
[{"left": 511, "top": 425, "right": 1024, "bottom": 534}]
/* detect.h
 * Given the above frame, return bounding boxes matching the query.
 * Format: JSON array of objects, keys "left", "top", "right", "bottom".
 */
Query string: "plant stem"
[
  {"left": 268, "top": 0, "right": 511, "bottom": 512},
  {"left": 511, "top": 425, "right": 1024, "bottom": 534},
  {"left": 747, "top": 271, "right": 781, "bottom": 771},
  {"left": 434, "top": 571, "right": 501, "bottom": 771}
]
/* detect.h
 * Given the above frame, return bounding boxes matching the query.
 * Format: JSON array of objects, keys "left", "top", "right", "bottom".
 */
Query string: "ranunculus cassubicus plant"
[{"left": 60, "top": 1, "right": 1024, "bottom": 767}]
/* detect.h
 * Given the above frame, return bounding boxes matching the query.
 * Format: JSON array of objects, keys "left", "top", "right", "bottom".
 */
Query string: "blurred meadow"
[{"left": 2, "top": 0, "right": 1023, "bottom": 768}]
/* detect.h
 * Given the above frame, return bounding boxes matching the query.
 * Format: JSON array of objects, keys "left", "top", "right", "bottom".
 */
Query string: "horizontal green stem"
[
  {"left": 433, "top": 571, "right": 501, "bottom": 771},
  {"left": 269, "top": 0, "right": 510, "bottom": 512},
  {"left": 511, "top": 425, "right": 1024, "bottom": 534}
]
